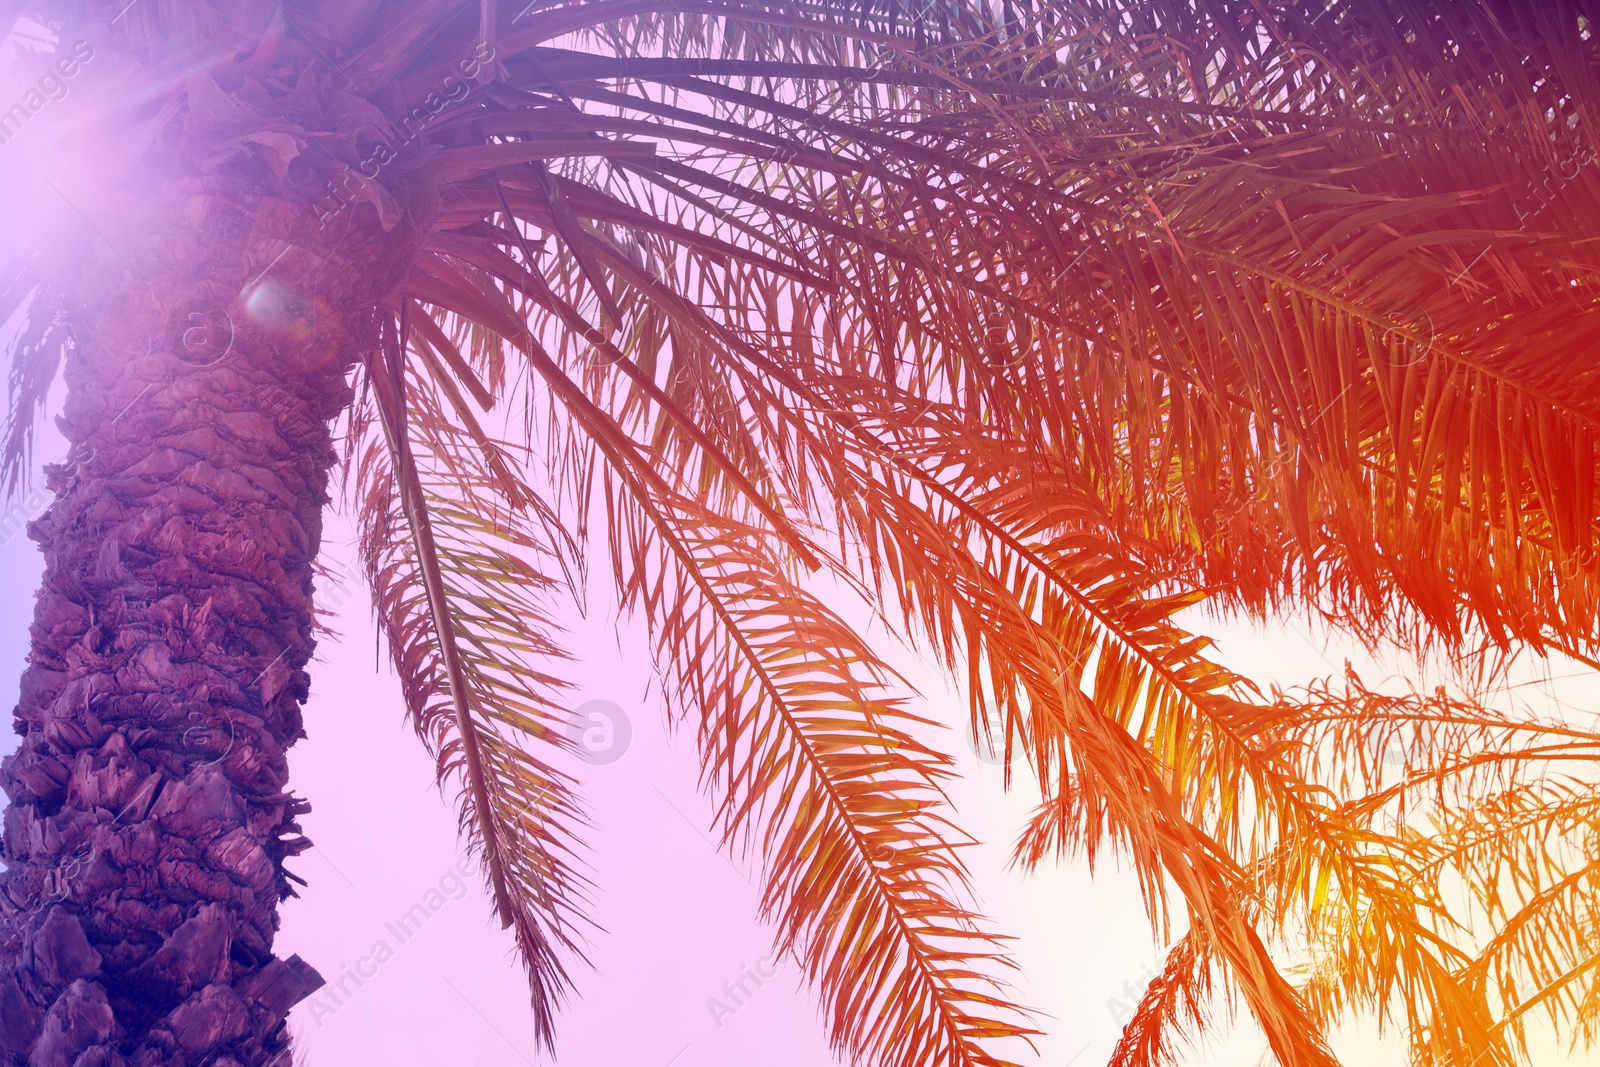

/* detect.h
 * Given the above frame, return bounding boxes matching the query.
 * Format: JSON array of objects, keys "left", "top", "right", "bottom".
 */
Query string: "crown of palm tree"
[{"left": 1, "top": 3, "right": 1598, "bottom": 1067}]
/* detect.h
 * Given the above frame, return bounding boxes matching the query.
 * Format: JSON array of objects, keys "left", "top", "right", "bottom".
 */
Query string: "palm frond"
[
  {"left": 1106, "top": 932, "right": 1218, "bottom": 1067},
  {"left": 351, "top": 312, "right": 595, "bottom": 1051},
  {"left": 612, "top": 468, "right": 1038, "bottom": 1067},
  {"left": 0, "top": 261, "right": 68, "bottom": 499}
]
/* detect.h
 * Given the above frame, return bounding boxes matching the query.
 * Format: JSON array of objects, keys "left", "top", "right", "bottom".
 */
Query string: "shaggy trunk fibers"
[{"left": 0, "top": 80, "right": 427, "bottom": 1064}]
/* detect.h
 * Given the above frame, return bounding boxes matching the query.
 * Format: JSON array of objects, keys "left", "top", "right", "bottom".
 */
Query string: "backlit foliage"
[{"left": 3, "top": 2, "right": 1599, "bottom": 1065}]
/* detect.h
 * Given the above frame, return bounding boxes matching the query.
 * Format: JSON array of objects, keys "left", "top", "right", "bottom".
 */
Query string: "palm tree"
[
  {"left": 0, "top": 2, "right": 1596, "bottom": 1067},
  {"left": 0, "top": 4, "right": 1086, "bottom": 1065}
]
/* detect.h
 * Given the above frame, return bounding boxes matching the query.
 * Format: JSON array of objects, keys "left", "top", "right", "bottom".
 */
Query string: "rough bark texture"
[{"left": 0, "top": 68, "right": 430, "bottom": 1065}]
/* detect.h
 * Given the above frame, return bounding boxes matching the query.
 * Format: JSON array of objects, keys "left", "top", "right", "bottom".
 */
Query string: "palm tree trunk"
[{"left": 0, "top": 160, "right": 413, "bottom": 1062}]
